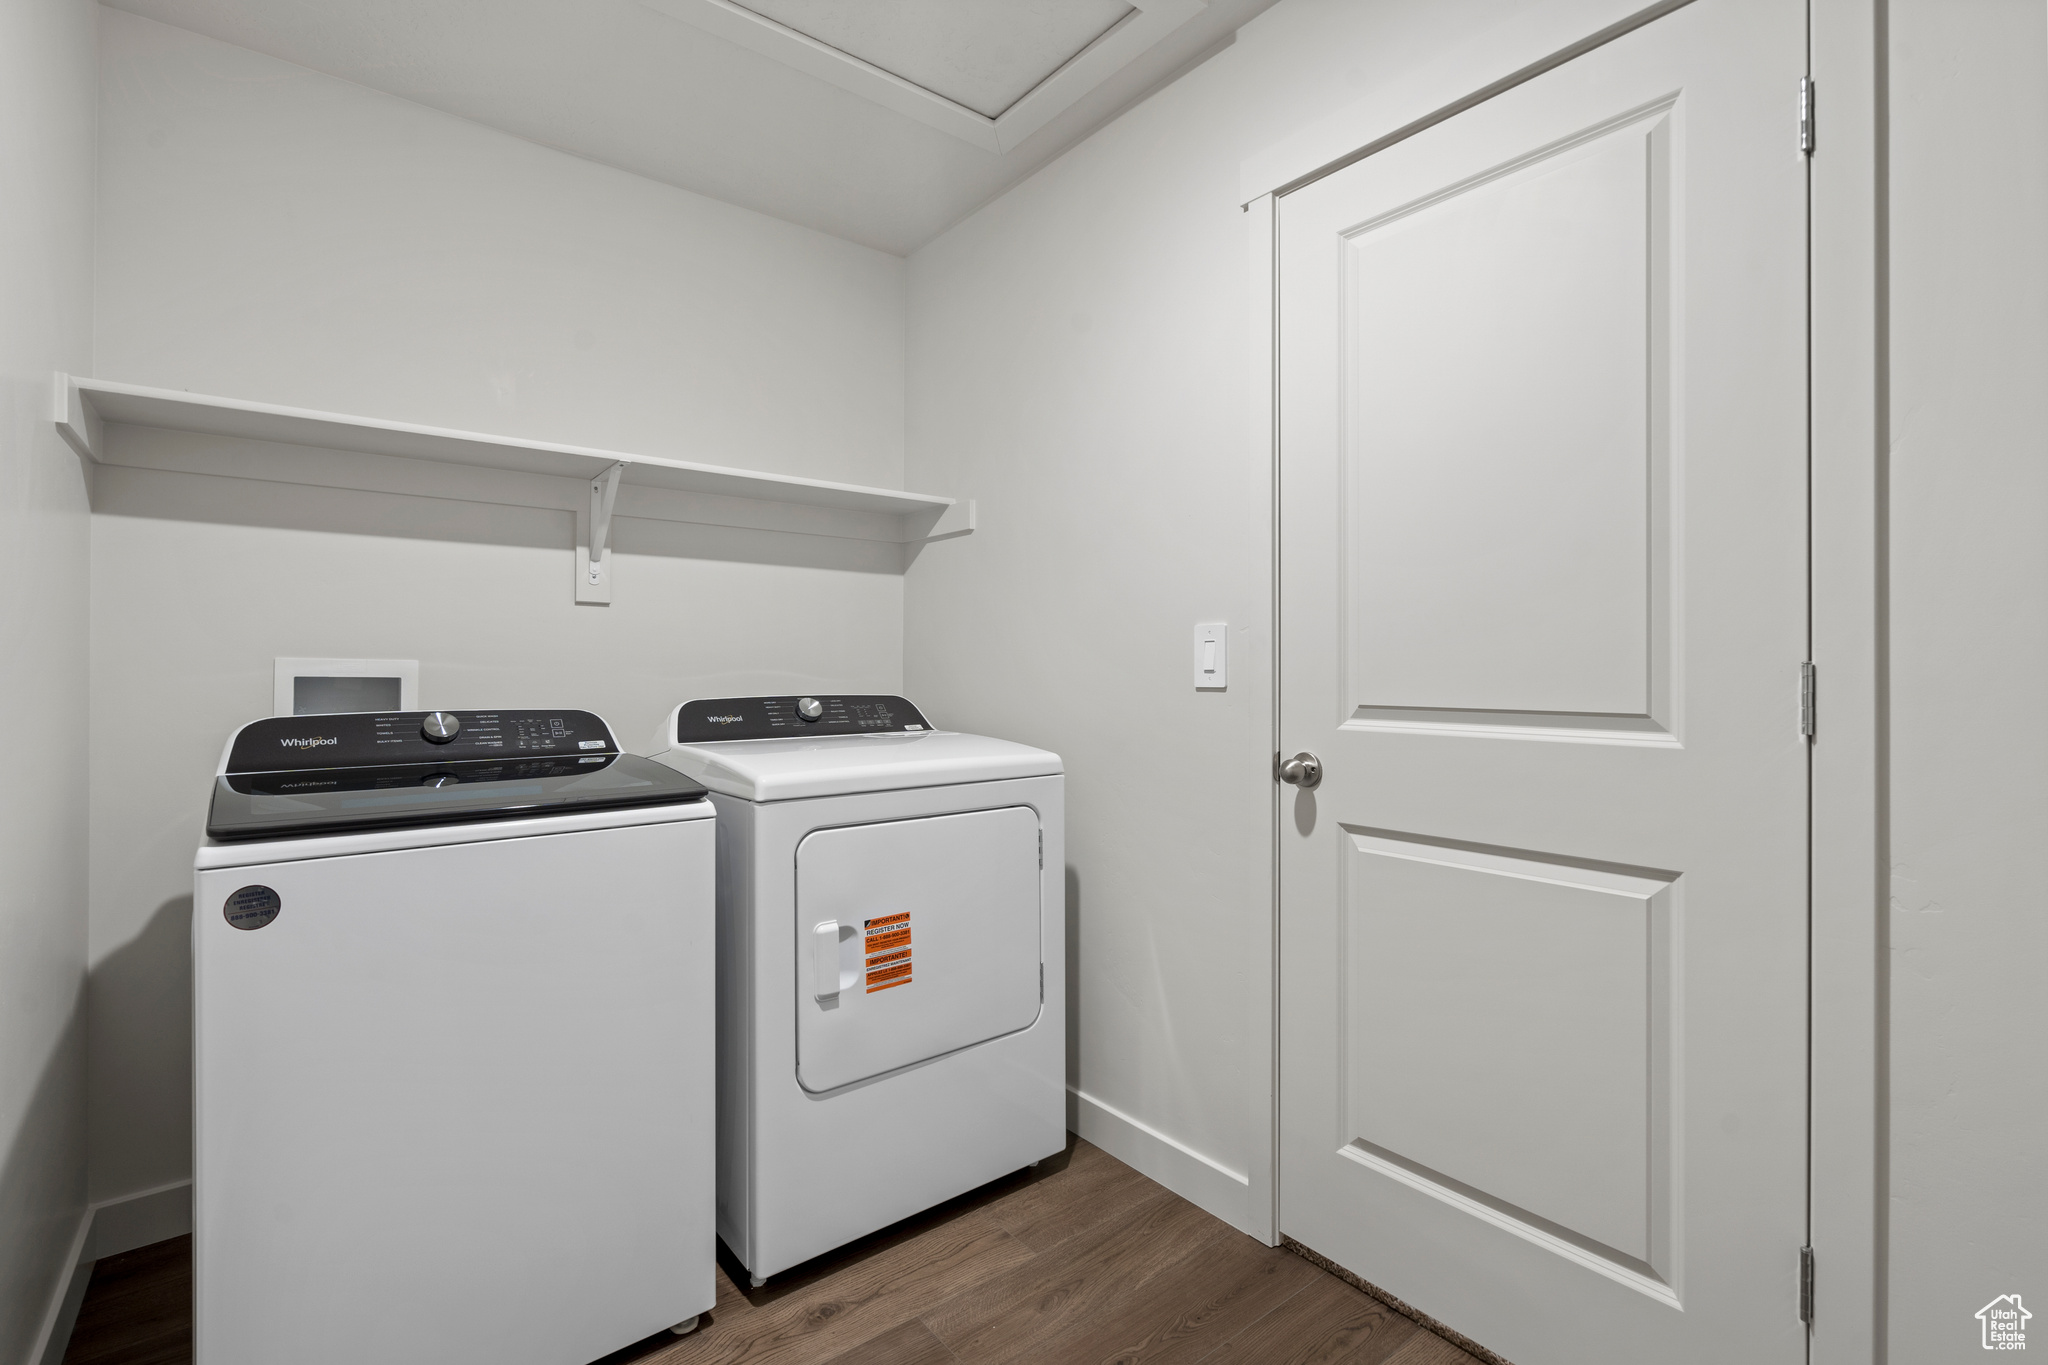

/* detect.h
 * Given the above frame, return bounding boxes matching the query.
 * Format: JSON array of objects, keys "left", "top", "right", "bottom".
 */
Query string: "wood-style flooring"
[
  {"left": 61, "top": 1234, "right": 189, "bottom": 1365},
  {"left": 63, "top": 1137, "right": 1483, "bottom": 1365}
]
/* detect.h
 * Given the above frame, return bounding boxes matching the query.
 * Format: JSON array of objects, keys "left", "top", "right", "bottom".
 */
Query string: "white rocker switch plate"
[{"left": 1194, "top": 622, "right": 1227, "bottom": 690}]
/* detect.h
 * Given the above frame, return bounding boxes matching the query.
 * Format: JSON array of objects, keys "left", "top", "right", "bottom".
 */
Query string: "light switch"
[{"left": 1194, "top": 622, "right": 1227, "bottom": 690}]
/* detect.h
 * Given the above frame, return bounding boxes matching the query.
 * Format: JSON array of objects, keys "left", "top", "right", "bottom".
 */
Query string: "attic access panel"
[
  {"left": 739, "top": 0, "right": 1132, "bottom": 118},
  {"left": 644, "top": 0, "right": 1205, "bottom": 152}
]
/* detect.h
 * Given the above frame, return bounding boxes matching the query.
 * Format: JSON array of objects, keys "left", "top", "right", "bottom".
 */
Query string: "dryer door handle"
[{"left": 812, "top": 921, "right": 842, "bottom": 1001}]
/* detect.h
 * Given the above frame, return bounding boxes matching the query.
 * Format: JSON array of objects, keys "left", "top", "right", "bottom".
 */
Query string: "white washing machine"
[
  {"left": 194, "top": 709, "right": 717, "bottom": 1365},
  {"left": 647, "top": 694, "right": 1065, "bottom": 1283}
]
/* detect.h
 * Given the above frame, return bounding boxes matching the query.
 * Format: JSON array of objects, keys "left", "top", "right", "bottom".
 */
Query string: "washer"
[
  {"left": 195, "top": 709, "right": 717, "bottom": 1365},
  {"left": 647, "top": 694, "right": 1064, "bottom": 1283}
]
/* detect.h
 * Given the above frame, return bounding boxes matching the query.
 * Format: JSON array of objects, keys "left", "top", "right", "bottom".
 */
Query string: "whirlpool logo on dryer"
[{"left": 279, "top": 736, "right": 339, "bottom": 749}]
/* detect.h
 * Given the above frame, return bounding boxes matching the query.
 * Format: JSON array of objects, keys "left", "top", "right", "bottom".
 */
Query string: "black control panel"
[
  {"left": 225, "top": 710, "right": 617, "bottom": 774},
  {"left": 674, "top": 695, "right": 931, "bottom": 744}
]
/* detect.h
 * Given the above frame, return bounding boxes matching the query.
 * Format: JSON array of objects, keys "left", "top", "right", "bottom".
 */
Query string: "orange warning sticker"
[{"left": 863, "top": 912, "right": 913, "bottom": 992}]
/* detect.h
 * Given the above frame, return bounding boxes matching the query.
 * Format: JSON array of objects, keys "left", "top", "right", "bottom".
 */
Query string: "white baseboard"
[
  {"left": 85, "top": 1180, "right": 191, "bottom": 1262},
  {"left": 23, "top": 1210, "right": 93, "bottom": 1365},
  {"left": 1067, "top": 1087, "right": 1252, "bottom": 1235},
  {"left": 32, "top": 1257, "right": 92, "bottom": 1365},
  {"left": 21, "top": 1180, "right": 195, "bottom": 1365}
]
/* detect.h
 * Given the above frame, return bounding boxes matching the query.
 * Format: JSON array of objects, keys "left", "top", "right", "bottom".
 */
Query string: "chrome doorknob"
[{"left": 1277, "top": 752, "right": 1322, "bottom": 788}]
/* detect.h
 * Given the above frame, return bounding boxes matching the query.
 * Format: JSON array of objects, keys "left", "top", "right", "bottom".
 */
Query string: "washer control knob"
[
  {"left": 421, "top": 711, "right": 462, "bottom": 744},
  {"left": 796, "top": 697, "right": 825, "bottom": 722}
]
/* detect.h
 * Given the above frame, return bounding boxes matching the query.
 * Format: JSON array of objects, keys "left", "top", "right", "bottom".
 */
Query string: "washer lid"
[
  {"left": 651, "top": 728, "right": 1061, "bottom": 802},
  {"left": 206, "top": 754, "right": 708, "bottom": 841},
  {"left": 208, "top": 710, "right": 705, "bottom": 840}
]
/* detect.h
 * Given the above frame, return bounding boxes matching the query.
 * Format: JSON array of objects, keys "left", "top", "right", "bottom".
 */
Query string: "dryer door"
[{"left": 796, "top": 805, "right": 1042, "bottom": 1093}]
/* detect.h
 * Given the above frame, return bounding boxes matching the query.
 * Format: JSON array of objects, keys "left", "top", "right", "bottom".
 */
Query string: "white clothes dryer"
[
  {"left": 648, "top": 695, "right": 1064, "bottom": 1283},
  {"left": 194, "top": 709, "right": 717, "bottom": 1365}
]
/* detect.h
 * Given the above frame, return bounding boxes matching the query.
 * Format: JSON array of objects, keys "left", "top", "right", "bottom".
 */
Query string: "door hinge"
[
  {"left": 1798, "top": 76, "right": 1815, "bottom": 155},
  {"left": 1798, "top": 1245, "right": 1815, "bottom": 1324},
  {"left": 1799, "top": 661, "right": 1817, "bottom": 740}
]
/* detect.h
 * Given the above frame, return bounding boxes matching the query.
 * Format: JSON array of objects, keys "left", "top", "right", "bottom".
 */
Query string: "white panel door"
[
  {"left": 1276, "top": 3, "right": 1808, "bottom": 1362},
  {"left": 796, "top": 806, "right": 1042, "bottom": 1092}
]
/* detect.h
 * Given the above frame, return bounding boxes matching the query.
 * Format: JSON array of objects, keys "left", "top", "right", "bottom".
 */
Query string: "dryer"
[
  {"left": 648, "top": 694, "right": 1064, "bottom": 1283},
  {"left": 195, "top": 709, "right": 717, "bottom": 1365}
]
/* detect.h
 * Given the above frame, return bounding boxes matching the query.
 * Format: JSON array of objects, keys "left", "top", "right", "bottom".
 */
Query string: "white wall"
[
  {"left": 0, "top": 0, "right": 97, "bottom": 1357},
  {"left": 1886, "top": 0, "right": 2048, "bottom": 1354},
  {"left": 903, "top": 0, "right": 1650, "bottom": 1231},
  {"left": 87, "top": 9, "right": 911, "bottom": 1210}
]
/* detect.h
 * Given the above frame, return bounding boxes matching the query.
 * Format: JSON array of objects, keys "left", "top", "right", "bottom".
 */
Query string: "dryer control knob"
[
  {"left": 796, "top": 697, "right": 824, "bottom": 721},
  {"left": 421, "top": 711, "right": 462, "bottom": 744}
]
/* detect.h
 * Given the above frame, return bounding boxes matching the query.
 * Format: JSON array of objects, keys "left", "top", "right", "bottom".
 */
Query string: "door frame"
[{"left": 1241, "top": 3, "right": 1884, "bottom": 1360}]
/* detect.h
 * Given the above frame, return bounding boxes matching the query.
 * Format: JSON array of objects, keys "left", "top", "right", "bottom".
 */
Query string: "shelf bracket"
[
  {"left": 52, "top": 373, "right": 103, "bottom": 461},
  {"left": 579, "top": 461, "right": 627, "bottom": 604}
]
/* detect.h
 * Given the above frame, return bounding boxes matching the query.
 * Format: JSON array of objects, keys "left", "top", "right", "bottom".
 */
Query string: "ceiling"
[{"left": 105, "top": 0, "right": 1281, "bottom": 255}]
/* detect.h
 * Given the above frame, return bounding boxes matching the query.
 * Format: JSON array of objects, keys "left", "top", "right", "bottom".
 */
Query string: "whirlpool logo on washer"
[
  {"left": 278, "top": 736, "right": 338, "bottom": 749},
  {"left": 706, "top": 715, "right": 744, "bottom": 724}
]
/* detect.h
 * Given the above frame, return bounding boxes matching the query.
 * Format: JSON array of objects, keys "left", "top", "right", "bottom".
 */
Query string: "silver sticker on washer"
[{"left": 224, "top": 885, "right": 281, "bottom": 931}]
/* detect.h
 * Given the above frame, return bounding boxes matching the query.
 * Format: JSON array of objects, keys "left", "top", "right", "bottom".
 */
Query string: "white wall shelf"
[{"left": 53, "top": 372, "right": 972, "bottom": 555}]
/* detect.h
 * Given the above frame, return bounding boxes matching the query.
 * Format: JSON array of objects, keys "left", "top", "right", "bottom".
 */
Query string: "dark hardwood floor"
[
  {"left": 63, "top": 1138, "right": 1482, "bottom": 1365},
  {"left": 60, "top": 1234, "right": 190, "bottom": 1365}
]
